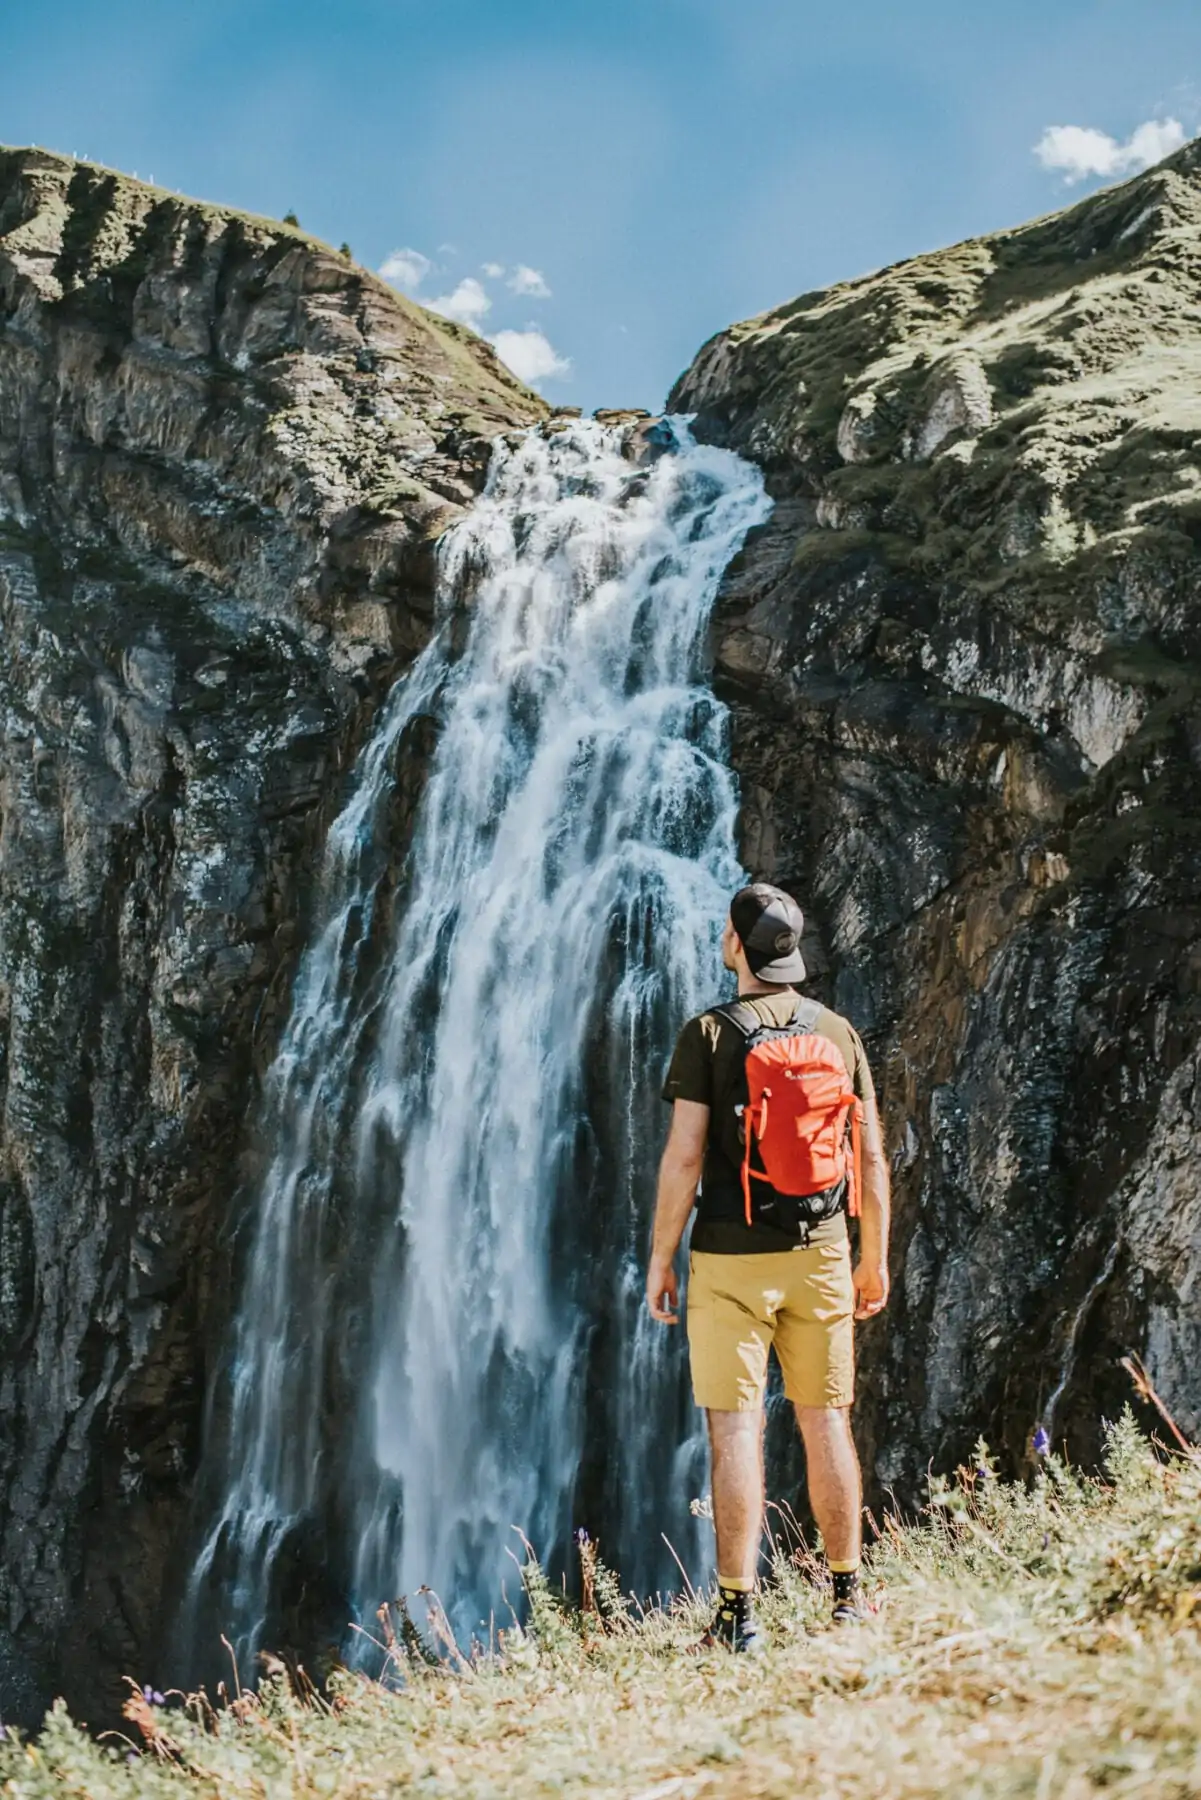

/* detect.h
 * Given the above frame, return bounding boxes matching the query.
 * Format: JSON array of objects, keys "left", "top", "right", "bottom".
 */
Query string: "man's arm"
[
  {"left": 646, "top": 1099, "right": 709, "bottom": 1324},
  {"left": 854, "top": 1092, "right": 891, "bottom": 1320}
]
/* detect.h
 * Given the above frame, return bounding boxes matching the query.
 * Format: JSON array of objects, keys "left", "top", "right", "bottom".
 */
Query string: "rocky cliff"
[
  {"left": 3, "top": 131, "right": 1200, "bottom": 1727},
  {"left": 672, "top": 142, "right": 1201, "bottom": 1502},
  {"left": 0, "top": 146, "right": 545, "bottom": 1724}
]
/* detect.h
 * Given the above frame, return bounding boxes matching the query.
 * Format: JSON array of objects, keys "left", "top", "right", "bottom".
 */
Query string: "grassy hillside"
[
  {"left": 5, "top": 1413, "right": 1199, "bottom": 1798},
  {"left": 672, "top": 138, "right": 1201, "bottom": 689}
]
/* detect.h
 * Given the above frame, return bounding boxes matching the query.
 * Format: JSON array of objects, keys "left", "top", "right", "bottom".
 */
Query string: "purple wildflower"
[
  {"left": 1032, "top": 1426, "right": 1051, "bottom": 1457},
  {"left": 576, "top": 1528, "right": 590, "bottom": 1547},
  {"left": 142, "top": 1685, "right": 165, "bottom": 1706}
]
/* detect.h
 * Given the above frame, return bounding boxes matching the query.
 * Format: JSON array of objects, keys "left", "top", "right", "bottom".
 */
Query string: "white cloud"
[
  {"left": 379, "top": 252, "right": 556, "bottom": 362},
  {"left": 507, "top": 264, "right": 552, "bottom": 298},
  {"left": 378, "top": 246, "right": 432, "bottom": 292},
  {"left": 1034, "top": 116, "right": 1186, "bottom": 185},
  {"left": 492, "top": 328, "right": 571, "bottom": 387},
  {"left": 427, "top": 277, "right": 492, "bottom": 328},
  {"left": 1125, "top": 117, "right": 1189, "bottom": 168}
]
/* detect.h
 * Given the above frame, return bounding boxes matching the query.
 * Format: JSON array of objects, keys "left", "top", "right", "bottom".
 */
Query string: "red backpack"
[{"left": 719, "top": 997, "right": 862, "bottom": 1229}]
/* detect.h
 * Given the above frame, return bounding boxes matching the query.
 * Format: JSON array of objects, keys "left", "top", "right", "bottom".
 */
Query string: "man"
[{"left": 646, "top": 883, "right": 890, "bottom": 1649}]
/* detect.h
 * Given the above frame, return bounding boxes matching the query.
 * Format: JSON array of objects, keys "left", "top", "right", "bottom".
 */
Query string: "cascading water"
[{"left": 187, "top": 417, "right": 772, "bottom": 1668}]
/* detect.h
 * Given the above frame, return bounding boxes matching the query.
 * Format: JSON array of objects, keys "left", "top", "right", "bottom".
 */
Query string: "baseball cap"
[{"left": 729, "top": 883, "right": 807, "bottom": 984}]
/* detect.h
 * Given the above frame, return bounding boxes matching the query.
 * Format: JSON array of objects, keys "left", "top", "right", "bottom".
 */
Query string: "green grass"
[
  {"left": 6, "top": 1412, "right": 1201, "bottom": 1797},
  {"left": 0, "top": 143, "right": 547, "bottom": 414},
  {"left": 671, "top": 141, "right": 1201, "bottom": 654}
]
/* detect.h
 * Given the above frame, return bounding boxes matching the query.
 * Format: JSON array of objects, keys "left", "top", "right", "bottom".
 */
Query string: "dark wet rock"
[
  {"left": 672, "top": 140, "right": 1201, "bottom": 1501},
  {"left": 0, "top": 145, "right": 545, "bottom": 1725}
]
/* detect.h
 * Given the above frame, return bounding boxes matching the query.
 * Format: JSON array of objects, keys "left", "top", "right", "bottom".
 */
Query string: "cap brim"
[{"left": 748, "top": 948, "right": 807, "bottom": 984}]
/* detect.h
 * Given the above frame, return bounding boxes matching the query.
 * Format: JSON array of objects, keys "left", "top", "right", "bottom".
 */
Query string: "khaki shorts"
[{"left": 687, "top": 1245, "right": 855, "bottom": 1411}]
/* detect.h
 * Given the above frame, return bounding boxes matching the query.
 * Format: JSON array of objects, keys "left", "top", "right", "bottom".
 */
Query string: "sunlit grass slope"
[{"left": 7, "top": 1413, "right": 1201, "bottom": 1799}]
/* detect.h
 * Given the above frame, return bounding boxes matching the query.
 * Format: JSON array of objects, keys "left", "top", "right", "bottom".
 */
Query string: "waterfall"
[{"left": 188, "top": 417, "right": 772, "bottom": 1667}]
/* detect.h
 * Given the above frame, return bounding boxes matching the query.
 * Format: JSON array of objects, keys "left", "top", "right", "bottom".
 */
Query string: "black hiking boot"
[
  {"left": 694, "top": 1585, "right": 764, "bottom": 1654},
  {"left": 830, "top": 1569, "right": 866, "bottom": 1626}
]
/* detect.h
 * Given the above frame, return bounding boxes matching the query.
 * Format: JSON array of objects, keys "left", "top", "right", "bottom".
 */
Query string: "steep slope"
[
  {"left": 5, "top": 1420, "right": 1201, "bottom": 1800},
  {"left": 672, "top": 142, "right": 1201, "bottom": 1502},
  {"left": 0, "top": 147, "right": 546, "bottom": 1724}
]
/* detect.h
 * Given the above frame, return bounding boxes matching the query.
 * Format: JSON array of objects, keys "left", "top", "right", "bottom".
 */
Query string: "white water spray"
[{"left": 189, "top": 418, "right": 772, "bottom": 1662}]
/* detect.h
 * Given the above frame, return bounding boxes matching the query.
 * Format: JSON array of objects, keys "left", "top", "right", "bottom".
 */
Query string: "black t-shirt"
[{"left": 662, "top": 989, "right": 876, "bottom": 1254}]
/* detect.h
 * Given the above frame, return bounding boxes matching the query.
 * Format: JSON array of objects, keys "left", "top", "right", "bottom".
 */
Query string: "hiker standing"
[{"left": 646, "top": 883, "right": 890, "bottom": 1648}]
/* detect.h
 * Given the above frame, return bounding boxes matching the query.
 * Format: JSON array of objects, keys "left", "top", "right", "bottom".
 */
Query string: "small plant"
[
  {"left": 576, "top": 1529, "right": 632, "bottom": 1632},
  {"left": 282, "top": 210, "right": 299, "bottom": 228},
  {"left": 515, "top": 1535, "right": 578, "bottom": 1658}
]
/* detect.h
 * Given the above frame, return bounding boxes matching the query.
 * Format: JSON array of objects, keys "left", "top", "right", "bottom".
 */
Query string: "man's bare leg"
[
  {"left": 795, "top": 1404, "right": 861, "bottom": 1568},
  {"left": 707, "top": 1408, "right": 764, "bottom": 1587}
]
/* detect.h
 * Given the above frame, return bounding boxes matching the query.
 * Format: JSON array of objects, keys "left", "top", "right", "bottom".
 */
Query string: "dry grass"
[{"left": 6, "top": 1412, "right": 1201, "bottom": 1798}]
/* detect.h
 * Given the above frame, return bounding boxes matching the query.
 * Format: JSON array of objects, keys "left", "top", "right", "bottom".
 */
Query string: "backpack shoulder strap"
[
  {"left": 713, "top": 999, "right": 762, "bottom": 1039},
  {"left": 790, "top": 996, "right": 823, "bottom": 1033},
  {"left": 716, "top": 995, "right": 822, "bottom": 1040}
]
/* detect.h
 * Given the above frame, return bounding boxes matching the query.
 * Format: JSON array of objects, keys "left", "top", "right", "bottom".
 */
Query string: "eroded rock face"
[
  {"left": 0, "top": 147, "right": 544, "bottom": 1724},
  {"left": 672, "top": 143, "right": 1201, "bottom": 1502}
]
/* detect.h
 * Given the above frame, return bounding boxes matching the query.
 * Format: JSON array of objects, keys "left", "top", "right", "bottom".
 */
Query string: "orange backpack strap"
[
  {"left": 742, "top": 1125, "right": 753, "bottom": 1225},
  {"left": 847, "top": 1101, "right": 863, "bottom": 1219}
]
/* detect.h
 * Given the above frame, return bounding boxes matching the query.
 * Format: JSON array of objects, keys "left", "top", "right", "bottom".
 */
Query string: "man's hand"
[
  {"left": 853, "top": 1258, "right": 889, "bottom": 1320},
  {"left": 646, "top": 1255, "right": 680, "bottom": 1324}
]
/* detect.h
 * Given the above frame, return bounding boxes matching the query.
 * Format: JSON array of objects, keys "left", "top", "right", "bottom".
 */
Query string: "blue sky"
[{"left": 3, "top": 1, "right": 1199, "bottom": 410}]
